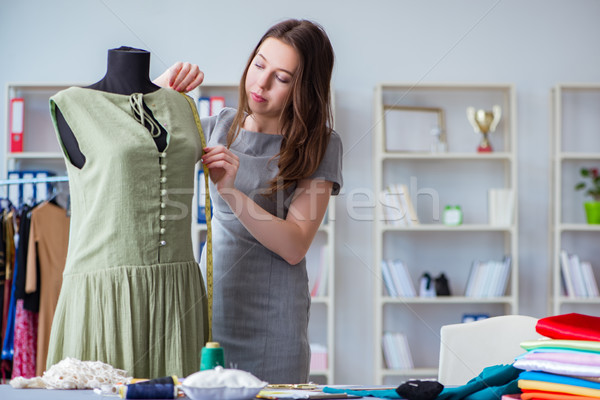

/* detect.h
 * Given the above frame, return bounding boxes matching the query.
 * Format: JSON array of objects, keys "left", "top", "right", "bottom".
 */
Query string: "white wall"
[{"left": 1, "top": 0, "right": 600, "bottom": 385}]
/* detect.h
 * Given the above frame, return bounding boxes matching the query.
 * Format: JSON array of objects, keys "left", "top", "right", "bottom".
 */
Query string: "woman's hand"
[
  {"left": 153, "top": 62, "right": 204, "bottom": 92},
  {"left": 201, "top": 146, "right": 240, "bottom": 193}
]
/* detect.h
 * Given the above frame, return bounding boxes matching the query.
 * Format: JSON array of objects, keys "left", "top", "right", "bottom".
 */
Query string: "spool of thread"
[
  {"left": 120, "top": 382, "right": 177, "bottom": 399},
  {"left": 200, "top": 341, "right": 225, "bottom": 370}
]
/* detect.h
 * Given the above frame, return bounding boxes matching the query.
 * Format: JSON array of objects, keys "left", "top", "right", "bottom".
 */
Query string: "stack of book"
[
  {"left": 381, "top": 259, "right": 416, "bottom": 297},
  {"left": 380, "top": 183, "right": 419, "bottom": 226},
  {"left": 560, "top": 250, "right": 599, "bottom": 298},
  {"left": 382, "top": 332, "right": 414, "bottom": 370},
  {"left": 464, "top": 257, "right": 511, "bottom": 297}
]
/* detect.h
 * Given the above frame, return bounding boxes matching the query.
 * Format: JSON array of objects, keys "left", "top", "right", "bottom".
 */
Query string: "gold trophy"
[{"left": 466, "top": 105, "right": 501, "bottom": 153}]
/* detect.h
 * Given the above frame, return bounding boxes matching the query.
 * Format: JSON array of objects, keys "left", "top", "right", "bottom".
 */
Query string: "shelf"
[
  {"left": 558, "top": 224, "right": 600, "bottom": 232},
  {"left": 379, "top": 152, "right": 513, "bottom": 161},
  {"left": 380, "top": 224, "right": 513, "bottom": 233},
  {"left": 7, "top": 152, "right": 64, "bottom": 159},
  {"left": 373, "top": 82, "right": 518, "bottom": 384},
  {"left": 560, "top": 153, "right": 600, "bottom": 161},
  {"left": 380, "top": 296, "right": 515, "bottom": 305}
]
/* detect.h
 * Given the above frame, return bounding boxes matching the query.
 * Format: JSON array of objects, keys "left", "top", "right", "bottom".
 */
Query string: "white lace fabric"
[{"left": 10, "top": 357, "right": 132, "bottom": 390}]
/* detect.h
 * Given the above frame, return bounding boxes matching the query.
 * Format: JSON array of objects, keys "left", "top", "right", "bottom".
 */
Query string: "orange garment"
[
  {"left": 522, "top": 390, "right": 600, "bottom": 400},
  {"left": 25, "top": 202, "right": 69, "bottom": 376}
]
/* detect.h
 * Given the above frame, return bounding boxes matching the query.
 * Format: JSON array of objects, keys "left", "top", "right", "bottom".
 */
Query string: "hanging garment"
[
  {"left": 12, "top": 299, "right": 38, "bottom": 378},
  {"left": 47, "top": 87, "right": 208, "bottom": 379},
  {"left": 200, "top": 108, "right": 343, "bottom": 383},
  {"left": 25, "top": 201, "right": 69, "bottom": 376}
]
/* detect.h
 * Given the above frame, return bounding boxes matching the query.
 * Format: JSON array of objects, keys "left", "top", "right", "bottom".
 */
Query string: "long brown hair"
[{"left": 227, "top": 19, "right": 335, "bottom": 195}]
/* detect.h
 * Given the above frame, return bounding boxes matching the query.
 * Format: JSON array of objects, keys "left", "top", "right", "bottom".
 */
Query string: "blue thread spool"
[
  {"left": 200, "top": 341, "right": 225, "bottom": 370},
  {"left": 122, "top": 383, "right": 177, "bottom": 399}
]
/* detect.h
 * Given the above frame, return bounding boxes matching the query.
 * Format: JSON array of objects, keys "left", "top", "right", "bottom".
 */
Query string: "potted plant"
[{"left": 574, "top": 167, "right": 600, "bottom": 224}]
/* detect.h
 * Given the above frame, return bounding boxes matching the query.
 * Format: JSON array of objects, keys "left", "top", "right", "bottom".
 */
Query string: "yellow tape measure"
[{"left": 181, "top": 93, "right": 213, "bottom": 342}]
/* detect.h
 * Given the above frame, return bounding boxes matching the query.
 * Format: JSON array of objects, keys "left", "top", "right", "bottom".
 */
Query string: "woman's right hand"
[
  {"left": 201, "top": 145, "right": 240, "bottom": 194},
  {"left": 153, "top": 62, "right": 204, "bottom": 93}
]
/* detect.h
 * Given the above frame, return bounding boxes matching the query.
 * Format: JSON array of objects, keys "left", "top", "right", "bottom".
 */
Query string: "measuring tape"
[{"left": 181, "top": 93, "right": 213, "bottom": 342}]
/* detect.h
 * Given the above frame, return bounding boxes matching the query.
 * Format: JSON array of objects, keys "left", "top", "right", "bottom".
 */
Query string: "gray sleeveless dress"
[
  {"left": 200, "top": 108, "right": 342, "bottom": 384},
  {"left": 47, "top": 87, "right": 208, "bottom": 378}
]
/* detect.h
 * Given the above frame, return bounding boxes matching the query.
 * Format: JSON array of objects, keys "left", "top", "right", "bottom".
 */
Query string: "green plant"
[{"left": 575, "top": 167, "right": 600, "bottom": 202}]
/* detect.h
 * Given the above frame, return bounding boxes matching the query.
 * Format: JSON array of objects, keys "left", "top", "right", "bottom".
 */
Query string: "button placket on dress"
[{"left": 158, "top": 151, "right": 168, "bottom": 256}]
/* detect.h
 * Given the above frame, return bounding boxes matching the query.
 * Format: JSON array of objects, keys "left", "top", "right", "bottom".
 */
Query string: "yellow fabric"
[{"left": 519, "top": 380, "right": 600, "bottom": 398}]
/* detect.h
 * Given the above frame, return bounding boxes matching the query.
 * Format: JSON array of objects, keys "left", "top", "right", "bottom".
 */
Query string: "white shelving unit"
[
  {"left": 372, "top": 83, "right": 519, "bottom": 384},
  {"left": 4, "top": 83, "right": 72, "bottom": 204},
  {"left": 550, "top": 84, "right": 600, "bottom": 316},
  {"left": 5, "top": 82, "right": 337, "bottom": 384}
]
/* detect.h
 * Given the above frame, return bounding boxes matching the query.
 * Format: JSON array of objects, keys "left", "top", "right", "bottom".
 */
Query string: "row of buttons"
[{"left": 159, "top": 151, "right": 168, "bottom": 247}]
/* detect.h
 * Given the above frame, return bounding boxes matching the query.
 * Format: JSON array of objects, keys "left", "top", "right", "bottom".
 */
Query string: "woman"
[{"left": 155, "top": 19, "right": 343, "bottom": 383}]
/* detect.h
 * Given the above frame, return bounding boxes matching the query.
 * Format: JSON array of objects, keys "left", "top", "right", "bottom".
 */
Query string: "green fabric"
[
  {"left": 437, "top": 364, "right": 522, "bottom": 400},
  {"left": 46, "top": 87, "right": 208, "bottom": 379}
]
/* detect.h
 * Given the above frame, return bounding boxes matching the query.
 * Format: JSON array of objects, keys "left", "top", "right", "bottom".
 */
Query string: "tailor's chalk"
[{"left": 200, "top": 341, "right": 225, "bottom": 370}]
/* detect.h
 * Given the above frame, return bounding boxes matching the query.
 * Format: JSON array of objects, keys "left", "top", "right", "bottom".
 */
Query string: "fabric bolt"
[
  {"left": 437, "top": 364, "right": 522, "bottom": 400},
  {"left": 517, "top": 349, "right": 600, "bottom": 366},
  {"left": 519, "top": 371, "right": 600, "bottom": 389},
  {"left": 519, "top": 381, "right": 600, "bottom": 398},
  {"left": 521, "top": 390, "right": 600, "bottom": 400},
  {"left": 519, "top": 371, "right": 600, "bottom": 392},
  {"left": 47, "top": 87, "right": 208, "bottom": 379},
  {"left": 521, "top": 340, "right": 600, "bottom": 353},
  {"left": 26, "top": 202, "right": 69, "bottom": 376},
  {"left": 514, "top": 358, "right": 600, "bottom": 377},
  {"left": 11, "top": 299, "right": 38, "bottom": 378},
  {"left": 200, "top": 108, "right": 343, "bottom": 384},
  {"left": 536, "top": 314, "right": 600, "bottom": 342}
]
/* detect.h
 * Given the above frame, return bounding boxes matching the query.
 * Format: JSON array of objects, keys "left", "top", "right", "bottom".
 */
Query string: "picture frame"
[{"left": 383, "top": 105, "right": 446, "bottom": 152}]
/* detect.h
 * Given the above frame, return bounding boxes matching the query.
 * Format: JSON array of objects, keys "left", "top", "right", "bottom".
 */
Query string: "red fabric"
[
  {"left": 12, "top": 299, "right": 38, "bottom": 378},
  {"left": 536, "top": 314, "right": 600, "bottom": 341},
  {"left": 522, "top": 390, "right": 600, "bottom": 400}
]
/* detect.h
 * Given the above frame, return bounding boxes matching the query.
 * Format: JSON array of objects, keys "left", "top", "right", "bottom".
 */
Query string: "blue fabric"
[
  {"left": 437, "top": 364, "right": 522, "bottom": 400},
  {"left": 323, "top": 387, "right": 401, "bottom": 399},
  {"left": 519, "top": 371, "right": 600, "bottom": 389},
  {"left": 1, "top": 258, "right": 18, "bottom": 360}
]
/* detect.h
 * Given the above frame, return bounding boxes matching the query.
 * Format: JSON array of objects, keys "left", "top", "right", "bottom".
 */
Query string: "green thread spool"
[{"left": 200, "top": 341, "right": 225, "bottom": 370}]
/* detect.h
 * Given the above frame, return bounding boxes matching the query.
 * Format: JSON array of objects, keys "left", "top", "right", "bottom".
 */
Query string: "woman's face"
[{"left": 245, "top": 37, "right": 299, "bottom": 121}]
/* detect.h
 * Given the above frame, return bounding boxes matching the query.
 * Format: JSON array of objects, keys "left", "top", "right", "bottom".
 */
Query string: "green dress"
[{"left": 47, "top": 87, "right": 208, "bottom": 378}]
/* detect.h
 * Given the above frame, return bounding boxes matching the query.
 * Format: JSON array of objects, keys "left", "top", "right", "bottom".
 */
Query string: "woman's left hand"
[{"left": 201, "top": 146, "right": 240, "bottom": 193}]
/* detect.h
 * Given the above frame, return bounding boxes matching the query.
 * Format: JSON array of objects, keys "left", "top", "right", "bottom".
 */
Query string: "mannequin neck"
[{"left": 87, "top": 46, "right": 160, "bottom": 95}]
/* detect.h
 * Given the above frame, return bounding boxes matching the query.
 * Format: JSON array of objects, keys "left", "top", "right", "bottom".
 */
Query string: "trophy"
[{"left": 466, "top": 105, "right": 501, "bottom": 153}]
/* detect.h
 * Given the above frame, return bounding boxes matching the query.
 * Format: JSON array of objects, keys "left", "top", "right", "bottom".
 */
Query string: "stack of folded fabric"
[{"left": 515, "top": 313, "right": 600, "bottom": 400}]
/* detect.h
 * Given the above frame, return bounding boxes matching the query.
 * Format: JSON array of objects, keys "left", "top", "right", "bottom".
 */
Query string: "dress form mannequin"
[{"left": 55, "top": 46, "right": 168, "bottom": 168}]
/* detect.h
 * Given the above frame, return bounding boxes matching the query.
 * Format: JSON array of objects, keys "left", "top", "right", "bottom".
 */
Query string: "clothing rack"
[{"left": 0, "top": 176, "right": 69, "bottom": 186}]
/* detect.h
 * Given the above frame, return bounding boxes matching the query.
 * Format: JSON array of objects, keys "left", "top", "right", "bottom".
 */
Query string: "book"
[
  {"left": 581, "top": 261, "right": 599, "bottom": 297},
  {"left": 197, "top": 97, "right": 210, "bottom": 118},
  {"left": 381, "top": 260, "right": 398, "bottom": 297},
  {"left": 488, "top": 188, "right": 514, "bottom": 226},
  {"left": 210, "top": 96, "right": 225, "bottom": 116},
  {"left": 10, "top": 98, "right": 24, "bottom": 152},
  {"left": 380, "top": 186, "right": 407, "bottom": 226},
  {"left": 560, "top": 250, "right": 575, "bottom": 297},
  {"left": 397, "top": 184, "right": 419, "bottom": 225}
]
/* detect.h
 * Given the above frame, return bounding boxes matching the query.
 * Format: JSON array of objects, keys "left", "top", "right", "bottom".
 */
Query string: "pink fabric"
[
  {"left": 525, "top": 351, "right": 600, "bottom": 366},
  {"left": 11, "top": 299, "right": 38, "bottom": 378}
]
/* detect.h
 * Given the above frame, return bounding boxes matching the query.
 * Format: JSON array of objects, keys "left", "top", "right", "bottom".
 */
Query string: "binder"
[
  {"left": 10, "top": 98, "right": 24, "bottom": 152},
  {"left": 210, "top": 96, "right": 225, "bottom": 116},
  {"left": 197, "top": 169, "right": 212, "bottom": 223},
  {"left": 197, "top": 97, "right": 210, "bottom": 118}
]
